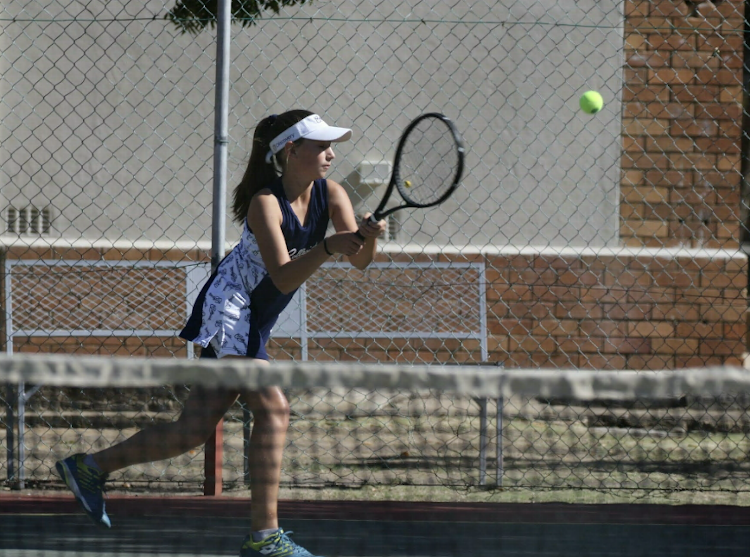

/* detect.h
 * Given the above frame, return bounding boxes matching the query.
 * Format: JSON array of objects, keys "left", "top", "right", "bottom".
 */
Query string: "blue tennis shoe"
[
  {"left": 240, "top": 529, "right": 320, "bottom": 557},
  {"left": 55, "top": 453, "right": 111, "bottom": 528}
]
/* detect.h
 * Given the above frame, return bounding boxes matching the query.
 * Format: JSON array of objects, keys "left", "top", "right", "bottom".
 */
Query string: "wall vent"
[{"left": 6, "top": 206, "right": 52, "bottom": 235}]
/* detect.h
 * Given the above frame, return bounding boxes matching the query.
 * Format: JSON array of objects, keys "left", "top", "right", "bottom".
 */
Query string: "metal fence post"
[{"left": 204, "top": 0, "right": 231, "bottom": 497}]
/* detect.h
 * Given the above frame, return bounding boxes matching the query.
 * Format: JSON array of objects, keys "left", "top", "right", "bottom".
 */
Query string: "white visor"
[{"left": 268, "top": 114, "right": 352, "bottom": 159}]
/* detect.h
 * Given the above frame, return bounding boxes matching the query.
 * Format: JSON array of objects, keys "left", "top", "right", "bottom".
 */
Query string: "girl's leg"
[
  {"left": 56, "top": 381, "right": 240, "bottom": 528},
  {"left": 243, "top": 386, "right": 290, "bottom": 532},
  {"left": 92, "top": 353, "right": 292, "bottom": 531},
  {"left": 92, "top": 385, "right": 240, "bottom": 474}
]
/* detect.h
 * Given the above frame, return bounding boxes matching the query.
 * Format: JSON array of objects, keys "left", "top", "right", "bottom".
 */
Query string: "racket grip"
[{"left": 355, "top": 213, "right": 380, "bottom": 240}]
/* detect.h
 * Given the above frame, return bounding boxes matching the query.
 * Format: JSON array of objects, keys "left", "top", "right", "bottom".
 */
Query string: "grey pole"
[
  {"left": 212, "top": 0, "right": 231, "bottom": 271},
  {"left": 204, "top": 0, "right": 231, "bottom": 497}
]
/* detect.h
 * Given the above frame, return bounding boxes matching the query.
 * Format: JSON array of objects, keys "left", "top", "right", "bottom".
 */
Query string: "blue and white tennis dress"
[{"left": 180, "top": 178, "right": 330, "bottom": 360}]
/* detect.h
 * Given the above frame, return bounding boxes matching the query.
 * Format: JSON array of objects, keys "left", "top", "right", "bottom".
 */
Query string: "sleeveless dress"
[{"left": 179, "top": 178, "right": 330, "bottom": 360}]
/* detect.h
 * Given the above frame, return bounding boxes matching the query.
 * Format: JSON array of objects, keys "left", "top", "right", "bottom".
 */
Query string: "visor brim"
[{"left": 304, "top": 127, "right": 352, "bottom": 143}]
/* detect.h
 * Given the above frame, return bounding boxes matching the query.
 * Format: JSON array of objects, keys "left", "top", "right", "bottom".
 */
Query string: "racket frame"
[{"left": 371, "top": 112, "right": 465, "bottom": 222}]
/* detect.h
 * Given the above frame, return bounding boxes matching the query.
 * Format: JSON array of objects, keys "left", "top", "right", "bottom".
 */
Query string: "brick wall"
[
  {"left": 621, "top": 0, "right": 745, "bottom": 248},
  {"left": 272, "top": 252, "right": 746, "bottom": 370},
  {"left": 1, "top": 245, "right": 204, "bottom": 357},
  {"left": 2, "top": 246, "right": 746, "bottom": 370},
  {"left": 484, "top": 252, "right": 746, "bottom": 369}
]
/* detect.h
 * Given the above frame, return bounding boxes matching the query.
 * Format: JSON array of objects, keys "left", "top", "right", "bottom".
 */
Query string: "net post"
[
  {"left": 5, "top": 383, "right": 16, "bottom": 488},
  {"left": 496, "top": 396, "right": 504, "bottom": 487},
  {"left": 2, "top": 254, "right": 17, "bottom": 488},
  {"left": 16, "top": 381, "right": 25, "bottom": 489},
  {"left": 478, "top": 397, "right": 488, "bottom": 485},
  {"left": 495, "top": 362, "right": 505, "bottom": 487},
  {"left": 204, "top": 424, "right": 224, "bottom": 496},
  {"left": 243, "top": 405, "right": 252, "bottom": 486}
]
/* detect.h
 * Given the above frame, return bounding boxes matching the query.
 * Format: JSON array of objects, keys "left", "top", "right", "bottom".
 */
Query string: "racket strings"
[{"left": 399, "top": 118, "right": 460, "bottom": 206}]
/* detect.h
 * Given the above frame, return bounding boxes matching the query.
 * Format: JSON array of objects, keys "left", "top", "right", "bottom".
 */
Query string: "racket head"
[{"left": 389, "top": 113, "right": 464, "bottom": 212}]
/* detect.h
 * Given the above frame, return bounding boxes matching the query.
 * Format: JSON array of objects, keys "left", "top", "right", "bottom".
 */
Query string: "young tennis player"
[{"left": 55, "top": 110, "right": 386, "bottom": 557}]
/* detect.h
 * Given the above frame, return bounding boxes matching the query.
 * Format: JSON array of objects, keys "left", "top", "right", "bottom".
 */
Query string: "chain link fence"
[{"left": 1, "top": 0, "right": 749, "bottom": 492}]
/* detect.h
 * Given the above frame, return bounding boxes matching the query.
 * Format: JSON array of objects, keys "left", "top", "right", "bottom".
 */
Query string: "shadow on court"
[{"left": 1, "top": 497, "right": 749, "bottom": 556}]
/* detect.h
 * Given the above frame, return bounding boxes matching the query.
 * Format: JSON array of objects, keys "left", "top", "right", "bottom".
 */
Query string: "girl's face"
[{"left": 289, "top": 139, "right": 335, "bottom": 179}]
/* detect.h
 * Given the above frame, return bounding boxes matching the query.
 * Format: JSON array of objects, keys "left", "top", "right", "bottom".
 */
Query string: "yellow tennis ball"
[
  {"left": 404, "top": 180, "right": 412, "bottom": 188},
  {"left": 580, "top": 91, "right": 603, "bottom": 114}
]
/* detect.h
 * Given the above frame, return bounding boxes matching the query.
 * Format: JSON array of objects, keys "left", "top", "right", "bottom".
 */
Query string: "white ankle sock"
[{"left": 252, "top": 528, "right": 280, "bottom": 542}]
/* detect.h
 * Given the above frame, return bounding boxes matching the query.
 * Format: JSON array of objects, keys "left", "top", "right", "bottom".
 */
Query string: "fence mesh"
[{"left": 1, "top": 0, "right": 749, "bottom": 491}]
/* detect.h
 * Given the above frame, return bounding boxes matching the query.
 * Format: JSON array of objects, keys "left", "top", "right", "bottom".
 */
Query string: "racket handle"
[{"left": 355, "top": 214, "right": 380, "bottom": 240}]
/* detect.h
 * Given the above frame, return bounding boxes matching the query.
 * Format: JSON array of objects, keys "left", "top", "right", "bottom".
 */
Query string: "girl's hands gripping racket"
[{"left": 356, "top": 113, "right": 465, "bottom": 239}]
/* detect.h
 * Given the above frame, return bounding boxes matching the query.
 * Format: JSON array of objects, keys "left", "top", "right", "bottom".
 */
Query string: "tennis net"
[{"left": 2, "top": 353, "right": 750, "bottom": 499}]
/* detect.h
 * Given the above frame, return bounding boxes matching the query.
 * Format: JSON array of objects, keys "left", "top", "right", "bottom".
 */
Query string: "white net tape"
[{"left": 2, "top": 353, "right": 750, "bottom": 399}]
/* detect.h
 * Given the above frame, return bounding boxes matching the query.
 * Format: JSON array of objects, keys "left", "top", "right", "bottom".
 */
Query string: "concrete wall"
[{"left": 1, "top": 0, "right": 624, "bottom": 248}]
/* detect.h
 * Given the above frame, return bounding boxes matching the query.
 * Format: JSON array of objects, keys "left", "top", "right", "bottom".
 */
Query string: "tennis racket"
[{"left": 357, "top": 113, "right": 464, "bottom": 237}]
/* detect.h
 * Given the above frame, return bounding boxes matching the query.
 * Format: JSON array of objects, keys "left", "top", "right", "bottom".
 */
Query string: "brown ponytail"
[{"left": 231, "top": 109, "right": 313, "bottom": 224}]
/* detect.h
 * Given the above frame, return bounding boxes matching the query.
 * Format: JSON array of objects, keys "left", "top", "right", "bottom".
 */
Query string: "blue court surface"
[{"left": 1, "top": 496, "right": 749, "bottom": 556}]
